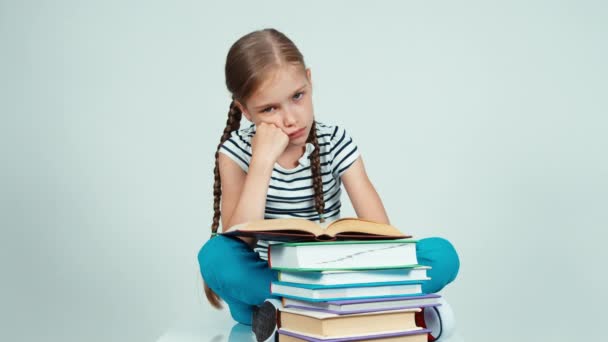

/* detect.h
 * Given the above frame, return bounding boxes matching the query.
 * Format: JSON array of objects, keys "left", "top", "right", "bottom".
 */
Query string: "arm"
[
  {"left": 218, "top": 122, "right": 290, "bottom": 245},
  {"left": 218, "top": 153, "right": 274, "bottom": 246},
  {"left": 341, "top": 156, "right": 390, "bottom": 224}
]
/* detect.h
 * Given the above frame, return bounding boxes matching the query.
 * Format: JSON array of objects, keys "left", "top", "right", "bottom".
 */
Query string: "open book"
[{"left": 221, "top": 217, "right": 410, "bottom": 242}]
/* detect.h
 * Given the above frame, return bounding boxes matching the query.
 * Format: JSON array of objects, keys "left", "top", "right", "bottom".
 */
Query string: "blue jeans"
[{"left": 198, "top": 235, "right": 460, "bottom": 325}]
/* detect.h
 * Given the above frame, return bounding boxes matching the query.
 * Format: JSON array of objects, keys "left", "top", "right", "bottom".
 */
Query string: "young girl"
[{"left": 198, "top": 28, "right": 460, "bottom": 342}]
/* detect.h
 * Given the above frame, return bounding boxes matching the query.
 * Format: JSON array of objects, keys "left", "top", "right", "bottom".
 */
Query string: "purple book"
[
  {"left": 277, "top": 328, "right": 432, "bottom": 342},
  {"left": 283, "top": 294, "right": 441, "bottom": 315}
]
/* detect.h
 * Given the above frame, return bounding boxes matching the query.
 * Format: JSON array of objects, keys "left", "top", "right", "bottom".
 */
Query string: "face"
[{"left": 236, "top": 65, "right": 314, "bottom": 147}]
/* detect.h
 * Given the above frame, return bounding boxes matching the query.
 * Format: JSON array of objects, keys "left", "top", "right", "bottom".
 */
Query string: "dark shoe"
[{"left": 252, "top": 300, "right": 278, "bottom": 342}]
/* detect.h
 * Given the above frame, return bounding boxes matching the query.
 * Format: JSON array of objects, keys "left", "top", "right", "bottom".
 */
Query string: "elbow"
[
  {"left": 356, "top": 207, "right": 390, "bottom": 225},
  {"left": 357, "top": 213, "right": 390, "bottom": 225}
]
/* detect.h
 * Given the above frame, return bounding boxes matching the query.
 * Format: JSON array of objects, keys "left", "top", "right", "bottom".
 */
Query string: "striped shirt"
[{"left": 218, "top": 121, "right": 361, "bottom": 260}]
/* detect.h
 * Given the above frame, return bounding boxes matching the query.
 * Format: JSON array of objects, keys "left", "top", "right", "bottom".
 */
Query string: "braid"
[
  {"left": 307, "top": 120, "right": 325, "bottom": 223},
  {"left": 203, "top": 27, "right": 313, "bottom": 311},
  {"left": 211, "top": 100, "right": 242, "bottom": 235},
  {"left": 204, "top": 99, "right": 242, "bottom": 309}
]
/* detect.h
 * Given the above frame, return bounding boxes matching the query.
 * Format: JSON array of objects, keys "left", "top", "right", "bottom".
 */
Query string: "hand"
[{"left": 250, "top": 122, "right": 289, "bottom": 166}]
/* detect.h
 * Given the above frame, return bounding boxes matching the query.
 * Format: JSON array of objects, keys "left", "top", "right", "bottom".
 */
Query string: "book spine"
[
  {"left": 268, "top": 244, "right": 272, "bottom": 268},
  {"left": 314, "top": 235, "right": 337, "bottom": 241},
  {"left": 274, "top": 280, "right": 425, "bottom": 290}
]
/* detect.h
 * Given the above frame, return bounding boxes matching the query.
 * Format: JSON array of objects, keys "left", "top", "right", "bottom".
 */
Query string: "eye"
[
  {"left": 261, "top": 106, "right": 274, "bottom": 113},
  {"left": 293, "top": 91, "right": 304, "bottom": 100}
]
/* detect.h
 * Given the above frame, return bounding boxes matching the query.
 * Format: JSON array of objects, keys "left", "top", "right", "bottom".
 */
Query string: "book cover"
[
  {"left": 269, "top": 240, "right": 418, "bottom": 271},
  {"left": 277, "top": 266, "right": 430, "bottom": 285},
  {"left": 277, "top": 327, "right": 431, "bottom": 342},
  {"left": 282, "top": 294, "right": 441, "bottom": 315},
  {"left": 278, "top": 307, "right": 420, "bottom": 339},
  {"left": 271, "top": 281, "right": 423, "bottom": 302}
]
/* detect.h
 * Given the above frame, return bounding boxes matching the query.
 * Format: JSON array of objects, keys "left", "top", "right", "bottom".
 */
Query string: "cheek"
[
  {"left": 257, "top": 116, "right": 283, "bottom": 128},
  {"left": 298, "top": 102, "right": 314, "bottom": 119}
]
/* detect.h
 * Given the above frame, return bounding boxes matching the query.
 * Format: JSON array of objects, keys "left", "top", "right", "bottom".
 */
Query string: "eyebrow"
[{"left": 253, "top": 84, "right": 307, "bottom": 110}]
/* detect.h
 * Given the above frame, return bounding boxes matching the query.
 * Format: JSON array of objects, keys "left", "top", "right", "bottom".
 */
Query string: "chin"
[
  {"left": 289, "top": 139, "right": 307, "bottom": 147},
  {"left": 301, "top": 125, "right": 314, "bottom": 143}
]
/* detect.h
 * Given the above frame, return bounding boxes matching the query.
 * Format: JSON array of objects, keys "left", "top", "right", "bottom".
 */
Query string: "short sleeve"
[
  {"left": 217, "top": 130, "right": 252, "bottom": 172},
  {"left": 329, "top": 125, "right": 361, "bottom": 178}
]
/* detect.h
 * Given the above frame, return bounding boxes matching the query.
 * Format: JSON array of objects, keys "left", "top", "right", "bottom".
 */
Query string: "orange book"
[
  {"left": 222, "top": 217, "right": 409, "bottom": 242},
  {"left": 278, "top": 307, "right": 422, "bottom": 339}
]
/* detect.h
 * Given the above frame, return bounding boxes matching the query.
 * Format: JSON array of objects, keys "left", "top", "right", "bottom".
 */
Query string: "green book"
[{"left": 268, "top": 239, "right": 419, "bottom": 271}]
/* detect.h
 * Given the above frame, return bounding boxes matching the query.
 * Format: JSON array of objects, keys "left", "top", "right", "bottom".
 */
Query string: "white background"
[{"left": 2, "top": 1, "right": 607, "bottom": 341}]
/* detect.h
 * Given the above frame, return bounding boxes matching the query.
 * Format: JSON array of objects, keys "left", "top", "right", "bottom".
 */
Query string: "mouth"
[{"left": 288, "top": 127, "right": 306, "bottom": 138}]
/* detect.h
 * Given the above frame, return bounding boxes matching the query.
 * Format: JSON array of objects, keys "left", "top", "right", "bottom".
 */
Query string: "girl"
[{"left": 198, "top": 28, "right": 460, "bottom": 342}]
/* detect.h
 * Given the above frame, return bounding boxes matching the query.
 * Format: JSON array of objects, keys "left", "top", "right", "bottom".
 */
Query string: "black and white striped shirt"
[{"left": 218, "top": 121, "right": 360, "bottom": 260}]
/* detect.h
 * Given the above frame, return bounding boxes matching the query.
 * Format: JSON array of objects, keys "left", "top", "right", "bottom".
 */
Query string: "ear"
[
  {"left": 305, "top": 68, "right": 312, "bottom": 87},
  {"left": 234, "top": 100, "right": 252, "bottom": 122}
]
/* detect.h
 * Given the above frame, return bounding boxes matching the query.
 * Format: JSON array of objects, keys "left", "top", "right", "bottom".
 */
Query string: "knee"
[
  {"left": 198, "top": 236, "right": 237, "bottom": 285},
  {"left": 198, "top": 235, "right": 253, "bottom": 291},
  {"left": 441, "top": 238, "right": 460, "bottom": 279},
  {"left": 198, "top": 236, "right": 224, "bottom": 268},
  {"left": 198, "top": 234, "right": 245, "bottom": 261},
  {"left": 418, "top": 237, "right": 460, "bottom": 281}
]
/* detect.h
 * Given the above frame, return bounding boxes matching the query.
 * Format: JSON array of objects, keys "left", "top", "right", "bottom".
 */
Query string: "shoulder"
[
  {"left": 316, "top": 121, "right": 360, "bottom": 177},
  {"left": 221, "top": 124, "right": 254, "bottom": 149},
  {"left": 233, "top": 123, "right": 255, "bottom": 144},
  {"left": 314, "top": 121, "right": 350, "bottom": 144},
  {"left": 218, "top": 123, "right": 255, "bottom": 172},
  {"left": 315, "top": 121, "right": 357, "bottom": 149},
  {"left": 315, "top": 121, "right": 336, "bottom": 141}
]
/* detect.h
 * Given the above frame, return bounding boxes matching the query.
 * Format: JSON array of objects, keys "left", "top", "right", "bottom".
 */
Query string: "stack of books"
[{"left": 224, "top": 218, "right": 442, "bottom": 342}]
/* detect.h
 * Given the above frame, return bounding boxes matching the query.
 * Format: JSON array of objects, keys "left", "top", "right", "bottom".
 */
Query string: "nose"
[{"left": 282, "top": 106, "right": 297, "bottom": 127}]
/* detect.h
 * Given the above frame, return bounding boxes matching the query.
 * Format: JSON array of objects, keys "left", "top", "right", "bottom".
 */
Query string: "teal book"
[
  {"left": 270, "top": 280, "right": 424, "bottom": 302},
  {"left": 269, "top": 240, "right": 418, "bottom": 271},
  {"left": 277, "top": 266, "right": 431, "bottom": 286}
]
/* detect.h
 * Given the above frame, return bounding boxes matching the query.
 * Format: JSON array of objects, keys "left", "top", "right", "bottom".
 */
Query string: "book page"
[
  {"left": 318, "top": 219, "right": 333, "bottom": 230},
  {"left": 226, "top": 218, "right": 324, "bottom": 235},
  {"left": 325, "top": 218, "right": 405, "bottom": 236}
]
